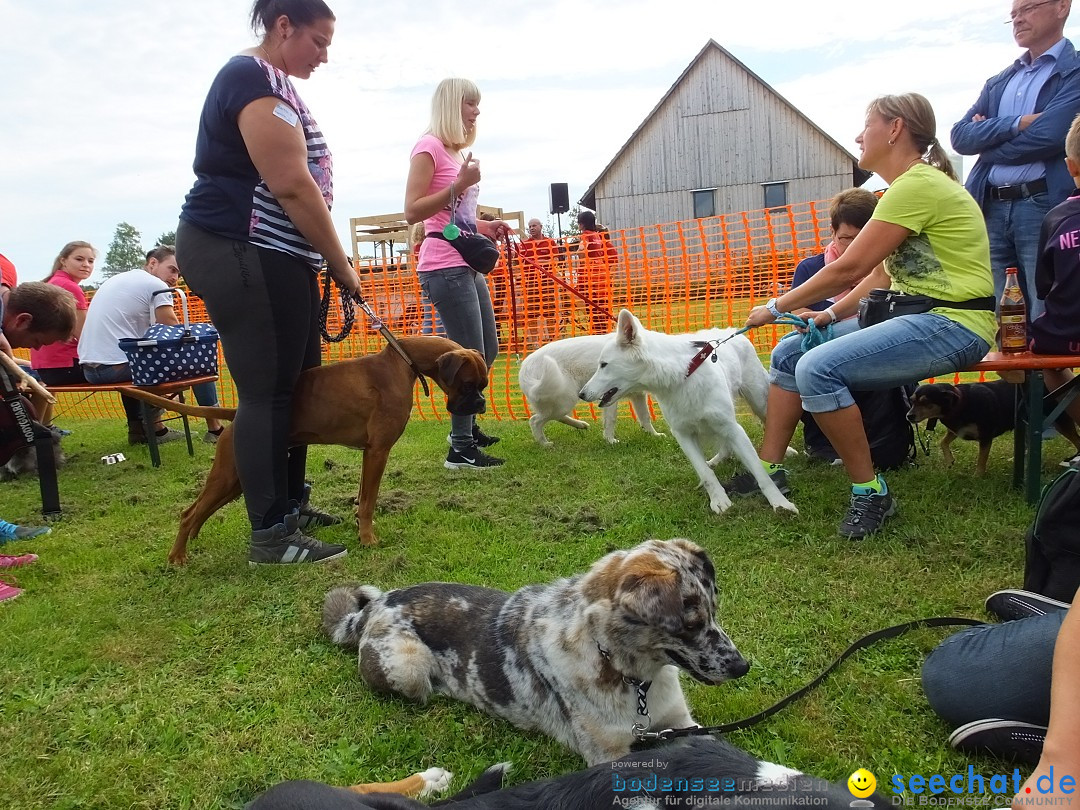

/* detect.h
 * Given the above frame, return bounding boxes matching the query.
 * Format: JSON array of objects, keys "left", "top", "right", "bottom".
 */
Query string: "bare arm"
[
  {"left": 404, "top": 150, "right": 481, "bottom": 224},
  {"left": 154, "top": 304, "right": 180, "bottom": 326},
  {"left": 746, "top": 219, "right": 911, "bottom": 327},
  {"left": 71, "top": 308, "right": 86, "bottom": 340},
  {"left": 236, "top": 97, "right": 361, "bottom": 296},
  {"left": 1013, "top": 607, "right": 1080, "bottom": 809}
]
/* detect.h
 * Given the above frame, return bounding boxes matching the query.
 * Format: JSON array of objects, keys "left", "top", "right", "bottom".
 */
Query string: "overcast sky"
[{"left": 2, "top": 0, "right": 1074, "bottom": 283}]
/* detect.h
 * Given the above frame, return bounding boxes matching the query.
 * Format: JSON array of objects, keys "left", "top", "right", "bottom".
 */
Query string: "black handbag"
[
  {"left": 856, "top": 289, "right": 995, "bottom": 329},
  {"left": 427, "top": 231, "right": 500, "bottom": 275}
]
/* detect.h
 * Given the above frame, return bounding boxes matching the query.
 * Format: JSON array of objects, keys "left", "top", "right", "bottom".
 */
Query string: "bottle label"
[{"left": 1000, "top": 315, "right": 1027, "bottom": 352}]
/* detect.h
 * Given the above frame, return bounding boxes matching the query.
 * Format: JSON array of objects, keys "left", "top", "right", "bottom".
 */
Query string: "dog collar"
[{"left": 596, "top": 641, "right": 652, "bottom": 736}]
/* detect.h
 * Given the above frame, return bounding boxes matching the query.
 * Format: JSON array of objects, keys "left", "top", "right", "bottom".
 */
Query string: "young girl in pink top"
[
  {"left": 404, "top": 78, "right": 513, "bottom": 470},
  {"left": 31, "top": 241, "right": 93, "bottom": 385}
]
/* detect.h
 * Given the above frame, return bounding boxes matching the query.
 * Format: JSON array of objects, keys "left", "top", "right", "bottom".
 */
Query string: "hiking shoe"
[
  {"left": 723, "top": 468, "right": 790, "bottom": 497},
  {"left": 202, "top": 429, "right": 224, "bottom": 445},
  {"left": 296, "top": 483, "right": 342, "bottom": 530},
  {"left": 248, "top": 512, "right": 347, "bottom": 567},
  {"left": 446, "top": 425, "right": 501, "bottom": 449},
  {"left": 0, "top": 581, "right": 24, "bottom": 603},
  {"left": 0, "top": 521, "right": 51, "bottom": 541},
  {"left": 1060, "top": 452, "right": 1080, "bottom": 468},
  {"left": 948, "top": 719, "right": 1046, "bottom": 765},
  {"left": 445, "top": 444, "right": 505, "bottom": 470},
  {"left": 985, "top": 589, "right": 1070, "bottom": 622},
  {"left": 0, "top": 553, "right": 39, "bottom": 569},
  {"left": 838, "top": 490, "right": 896, "bottom": 539}
]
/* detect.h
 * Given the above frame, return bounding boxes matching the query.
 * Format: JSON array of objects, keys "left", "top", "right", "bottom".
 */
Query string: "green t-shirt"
[{"left": 871, "top": 163, "right": 996, "bottom": 347}]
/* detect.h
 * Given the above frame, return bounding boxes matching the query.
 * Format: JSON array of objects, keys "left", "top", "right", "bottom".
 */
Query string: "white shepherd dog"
[
  {"left": 519, "top": 334, "right": 663, "bottom": 446},
  {"left": 580, "top": 310, "right": 798, "bottom": 515}
]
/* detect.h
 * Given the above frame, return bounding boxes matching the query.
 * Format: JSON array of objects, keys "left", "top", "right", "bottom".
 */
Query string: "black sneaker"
[
  {"left": 473, "top": 424, "right": 500, "bottom": 448},
  {"left": 446, "top": 425, "right": 501, "bottom": 448},
  {"left": 985, "top": 589, "right": 1070, "bottom": 622},
  {"left": 837, "top": 490, "right": 896, "bottom": 539},
  {"left": 948, "top": 719, "right": 1046, "bottom": 765},
  {"left": 723, "top": 468, "right": 790, "bottom": 497},
  {"left": 445, "top": 443, "right": 505, "bottom": 470},
  {"left": 296, "top": 483, "right": 343, "bottom": 530},
  {"left": 248, "top": 512, "right": 347, "bottom": 567}
]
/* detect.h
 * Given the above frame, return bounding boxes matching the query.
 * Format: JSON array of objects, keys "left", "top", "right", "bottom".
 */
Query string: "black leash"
[
  {"left": 318, "top": 269, "right": 430, "bottom": 397},
  {"left": 633, "top": 616, "right": 984, "bottom": 744}
]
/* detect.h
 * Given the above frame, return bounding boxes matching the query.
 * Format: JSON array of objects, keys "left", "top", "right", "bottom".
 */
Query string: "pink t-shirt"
[
  {"left": 410, "top": 134, "right": 480, "bottom": 273},
  {"left": 30, "top": 271, "right": 87, "bottom": 369}
]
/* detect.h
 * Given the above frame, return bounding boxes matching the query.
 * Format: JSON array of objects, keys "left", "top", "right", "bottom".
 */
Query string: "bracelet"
[
  {"left": 765, "top": 298, "right": 783, "bottom": 319},
  {"left": 824, "top": 306, "right": 838, "bottom": 324}
]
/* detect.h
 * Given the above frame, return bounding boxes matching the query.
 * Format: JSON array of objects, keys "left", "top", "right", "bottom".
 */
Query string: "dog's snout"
[{"left": 729, "top": 656, "right": 750, "bottom": 679}]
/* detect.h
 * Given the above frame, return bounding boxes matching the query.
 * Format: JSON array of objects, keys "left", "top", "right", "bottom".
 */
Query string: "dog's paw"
[
  {"left": 784, "top": 445, "right": 799, "bottom": 458},
  {"left": 604, "top": 435, "right": 620, "bottom": 444},
  {"left": 708, "top": 494, "right": 732, "bottom": 513},
  {"left": 773, "top": 500, "right": 799, "bottom": 515},
  {"left": 417, "top": 767, "right": 453, "bottom": 797}
]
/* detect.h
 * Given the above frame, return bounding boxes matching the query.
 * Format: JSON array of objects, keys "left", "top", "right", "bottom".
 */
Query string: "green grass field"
[{"left": 1, "top": 411, "right": 1063, "bottom": 809}]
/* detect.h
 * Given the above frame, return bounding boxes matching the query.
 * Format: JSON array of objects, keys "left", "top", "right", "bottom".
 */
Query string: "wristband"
[
  {"left": 824, "top": 306, "right": 838, "bottom": 324},
  {"left": 765, "top": 298, "right": 783, "bottom": 319}
]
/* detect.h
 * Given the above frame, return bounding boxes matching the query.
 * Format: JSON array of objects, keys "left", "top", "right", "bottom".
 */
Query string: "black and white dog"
[
  {"left": 250, "top": 737, "right": 891, "bottom": 810},
  {"left": 323, "top": 538, "right": 749, "bottom": 766}
]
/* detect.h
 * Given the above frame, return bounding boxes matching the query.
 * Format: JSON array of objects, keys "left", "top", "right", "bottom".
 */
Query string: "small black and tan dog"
[{"left": 906, "top": 380, "right": 1080, "bottom": 475}]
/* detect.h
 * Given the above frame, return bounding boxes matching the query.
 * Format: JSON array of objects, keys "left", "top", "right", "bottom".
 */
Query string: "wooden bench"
[
  {"left": 968, "top": 352, "right": 1080, "bottom": 503},
  {"left": 28, "top": 375, "right": 220, "bottom": 519},
  {"left": 49, "top": 374, "right": 219, "bottom": 468}
]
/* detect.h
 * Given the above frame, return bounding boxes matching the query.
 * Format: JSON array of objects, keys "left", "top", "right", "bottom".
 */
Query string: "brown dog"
[{"left": 124, "top": 336, "right": 489, "bottom": 564}]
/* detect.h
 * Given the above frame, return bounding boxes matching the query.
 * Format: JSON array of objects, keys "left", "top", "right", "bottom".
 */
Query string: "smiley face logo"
[{"left": 848, "top": 768, "right": 877, "bottom": 798}]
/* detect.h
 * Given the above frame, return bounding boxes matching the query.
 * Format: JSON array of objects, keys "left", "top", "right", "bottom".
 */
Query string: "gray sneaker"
[
  {"left": 838, "top": 490, "right": 896, "bottom": 539},
  {"left": 248, "top": 512, "right": 347, "bottom": 567},
  {"left": 723, "top": 468, "right": 790, "bottom": 497},
  {"left": 296, "top": 483, "right": 343, "bottom": 529}
]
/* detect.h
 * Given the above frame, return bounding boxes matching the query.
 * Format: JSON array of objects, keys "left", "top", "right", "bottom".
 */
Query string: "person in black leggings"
[{"left": 176, "top": 0, "right": 362, "bottom": 566}]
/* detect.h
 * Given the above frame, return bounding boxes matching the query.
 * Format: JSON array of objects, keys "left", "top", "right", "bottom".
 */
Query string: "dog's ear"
[
  {"left": 437, "top": 351, "right": 468, "bottom": 384},
  {"left": 615, "top": 309, "right": 640, "bottom": 347},
  {"left": 615, "top": 556, "right": 684, "bottom": 634}
]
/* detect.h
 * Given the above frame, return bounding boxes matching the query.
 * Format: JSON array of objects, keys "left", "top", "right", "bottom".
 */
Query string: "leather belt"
[{"left": 989, "top": 177, "right": 1048, "bottom": 201}]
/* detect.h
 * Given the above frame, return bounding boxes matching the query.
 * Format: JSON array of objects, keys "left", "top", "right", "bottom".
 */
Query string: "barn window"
[
  {"left": 763, "top": 182, "right": 788, "bottom": 211},
  {"left": 692, "top": 188, "right": 716, "bottom": 219}
]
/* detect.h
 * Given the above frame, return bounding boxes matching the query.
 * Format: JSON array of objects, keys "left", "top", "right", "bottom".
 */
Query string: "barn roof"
[{"left": 580, "top": 39, "right": 869, "bottom": 209}]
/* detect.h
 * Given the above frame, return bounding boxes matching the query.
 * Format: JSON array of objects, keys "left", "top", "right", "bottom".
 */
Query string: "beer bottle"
[{"left": 999, "top": 266, "right": 1027, "bottom": 354}]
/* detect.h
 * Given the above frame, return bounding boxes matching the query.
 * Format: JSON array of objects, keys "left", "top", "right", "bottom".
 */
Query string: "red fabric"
[
  {"left": 519, "top": 236, "right": 558, "bottom": 267},
  {"left": 0, "top": 252, "right": 15, "bottom": 289},
  {"left": 30, "top": 272, "right": 87, "bottom": 369}
]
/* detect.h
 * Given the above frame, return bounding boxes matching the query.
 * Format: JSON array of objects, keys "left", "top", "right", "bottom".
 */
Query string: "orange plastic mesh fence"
[{"left": 23, "top": 199, "right": 992, "bottom": 423}]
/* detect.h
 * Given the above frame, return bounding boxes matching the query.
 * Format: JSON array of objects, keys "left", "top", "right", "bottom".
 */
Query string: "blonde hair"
[
  {"left": 868, "top": 93, "right": 957, "bottom": 181},
  {"left": 46, "top": 241, "right": 95, "bottom": 282},
  {"left": 427, "top": 78, "right": 480, "bottom": 150},
  {"left": 408, "top": 221, "right": 426, "bottom": 253},
  {"left": 1066, "top": 112, "right": 1080, "bottom": 164}
]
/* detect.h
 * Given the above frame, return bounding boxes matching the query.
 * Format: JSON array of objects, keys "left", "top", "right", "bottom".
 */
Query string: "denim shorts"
[{"left": 769, "top": 313, "right": 991, "bottom": 413}]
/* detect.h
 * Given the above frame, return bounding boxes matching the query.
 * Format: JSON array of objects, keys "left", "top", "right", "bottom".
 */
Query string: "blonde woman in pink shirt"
[{"left": 404, "top": 77, "right": 513, "bottom": 470}]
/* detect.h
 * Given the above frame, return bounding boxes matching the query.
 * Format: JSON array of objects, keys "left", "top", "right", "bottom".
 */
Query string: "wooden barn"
[{"left": 580, "top": 39, "right": 869, "bottom": 230}]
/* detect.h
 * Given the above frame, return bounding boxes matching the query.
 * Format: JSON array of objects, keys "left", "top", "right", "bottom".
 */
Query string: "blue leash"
[{"left": 773, "top": 313, "right": 834, "bottom": 352}]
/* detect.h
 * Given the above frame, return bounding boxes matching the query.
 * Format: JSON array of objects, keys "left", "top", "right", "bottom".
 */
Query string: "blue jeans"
[
  {"left": 769, "top": 314, "right": 990, "bottom": 413},
  {"left": 921, "top": 611, "right": 1064, "bottom": 727},
  {"left": 985, "top": 193, "right": 1052, "bottom": 323},
  {"left": 83, "top": 362, "right": 219, "bottom": 425},
  {"left": 419, "top": 266, "right": 498, "bottom": 447}
]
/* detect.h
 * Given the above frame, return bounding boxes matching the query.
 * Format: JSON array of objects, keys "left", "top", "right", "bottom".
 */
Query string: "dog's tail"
[
  {"left": 120, "top": 387, "right": 237, "bottom": 420},
  {"left": 322, "top": 584, "right": 384, "bottom": 648}
]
